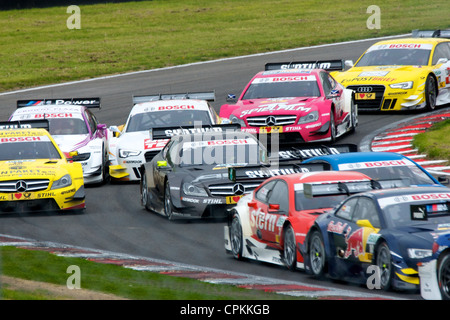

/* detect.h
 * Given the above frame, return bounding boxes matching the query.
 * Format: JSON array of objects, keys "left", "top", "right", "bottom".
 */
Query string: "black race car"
[{"left": 139, "top": 125, "right": 327, "bottom": 220}]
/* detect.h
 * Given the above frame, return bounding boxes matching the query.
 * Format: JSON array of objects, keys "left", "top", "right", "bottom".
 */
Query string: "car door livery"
[
  {"left": 326, "top": 196, "right": 380, "bottom": 264},
  {"left": 250, "top": 179, "right": 288, "bottom": 245}
]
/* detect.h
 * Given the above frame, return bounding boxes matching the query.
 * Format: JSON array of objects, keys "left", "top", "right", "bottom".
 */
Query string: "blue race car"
[
  {"left": 419, "top": 231, "right": 450, "bottom": 300},
  {"left": 302, "top": 151, "right": 447, "bottom": 187},
  {"left": 303, "top": 186, "right": 450, "bottom": 291}
]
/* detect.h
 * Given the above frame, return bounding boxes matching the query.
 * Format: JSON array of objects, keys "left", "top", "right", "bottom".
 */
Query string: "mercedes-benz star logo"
[
  {"left": 232, "top": 183, "right": 245, "bottom": 196},
  {"left": 16, "top": 180, "right": 27, "bottom": 192},
  {"left": 265, "top": 116, "right": 276, "bottom": 126}
]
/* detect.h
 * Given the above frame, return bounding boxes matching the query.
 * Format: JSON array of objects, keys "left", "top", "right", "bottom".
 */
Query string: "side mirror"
[
  {"left": 438, "top": 176, "right": 449, "bottom": 185},
  {"left": 226, "top": 94, "right": 237, "bottom": 103},
  {"left": 327, "top": 89, "right": 341, "bottom": 99},
  {"left": 156, "top": 160, "right": 171, "bottom": 171},
  {"left": 344, "top": 60, "right": 354, "bottom": 68},
  {"left": 436, "top": 58, "right": 448, "bottom": 65},
  {"left": 356, "top": 219, "right": 374, "bottom": 229},
  {"left": 268, "top": 203, "right": 280, "bottom": 212},
  {"left": 248, "top": 201, "right": 258, "bottom": 209}
]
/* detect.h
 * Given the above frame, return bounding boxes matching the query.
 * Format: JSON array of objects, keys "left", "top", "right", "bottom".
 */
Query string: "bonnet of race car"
[{"left": 0, "top": 158, "right": 72, "bottom": 182}]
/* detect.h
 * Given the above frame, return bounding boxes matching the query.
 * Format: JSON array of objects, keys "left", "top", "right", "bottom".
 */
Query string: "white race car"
[
  {"left": 9, "top": 98, "right": 110, "bottom": 185},
  {"left": 108, "top": 92, "right": 225, "bottom": 181}
]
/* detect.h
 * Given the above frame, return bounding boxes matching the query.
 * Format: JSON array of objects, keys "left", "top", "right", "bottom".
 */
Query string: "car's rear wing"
[
  {"left": 17, "top": 98, "right": 101, "bottom": 109},
  {"left": 0, "top": 120, "right": 50, "bottom": 131},
  {"left": 275, "top": 143, "right": 358, "bottom": 162},
  {"left": 265, "top": 60, "right": 345, "bottom": 72},
  {"left": 228, "top": 163, "right": 330, "bottom": 182},
  {"left": 133, "top": 91, "right": 216, "bottom": 105},
  {"left": 150, "top": 123, "right": 241, "bottom": 140},
  {"left": 412, "top": 29, "right": 450, "bottom": 39},
  {"left": 303, "top": 178, "right": 410, "bottom": 198}
]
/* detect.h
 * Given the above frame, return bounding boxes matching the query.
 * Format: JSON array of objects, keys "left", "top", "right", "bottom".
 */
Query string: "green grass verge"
[
  {"left": 413, "top": 119, "right": 450, "bottom": 161},
  {"left": 1, "top": 0, "right": 449, "bottom": 92},
  {"left": 0, "top": 246, "right": 299, "bottom": 300}
]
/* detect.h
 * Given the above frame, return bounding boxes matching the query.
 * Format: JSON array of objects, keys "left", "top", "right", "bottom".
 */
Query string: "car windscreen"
[
  {"left": 242, "top": 78, "right": 320, "bottom": 99},
  {"left": 48, "top": 118, "right": 89, "bottom": 135},
  {"left": 355, "top": 48, "right": 431, "bottom": 66},
  {"left": 126, "top": 110, "right": 213, "bottom": 133},
  {"left": 382, "top": 201, "right": 450, "bottom": 228},
  {"left": 175, "top": 139, "right": 262, "bottom": 166},
  {"left": 339, "top": 164, "right": 436, "bottom": 186},
  {"left": 0, "top": 141, "right": 61, "bottom": 161}
]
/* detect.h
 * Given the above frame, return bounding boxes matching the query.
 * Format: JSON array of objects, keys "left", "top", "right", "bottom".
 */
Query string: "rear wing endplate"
[
  {"left": 133, "top": 91, "right": 215, "bottom": 105},
  {"left": 17, "top": 98, "right": 101, "bottom": 109},
  {"left": 265, "top": 60, "right": 345, "bottom": 72}
]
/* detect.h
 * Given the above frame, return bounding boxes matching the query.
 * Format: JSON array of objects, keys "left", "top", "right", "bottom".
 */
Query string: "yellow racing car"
[
  {"left": 332, "top": 29, "right": 450, "bottom": 111},
  {"left": 0, "top": 120, "right": 85, "bottom": 213}
]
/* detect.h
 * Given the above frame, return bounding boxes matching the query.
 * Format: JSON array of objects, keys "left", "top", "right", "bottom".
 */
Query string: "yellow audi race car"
[
  {"left": 0, "top": 120, "right": 85, "bottom": 213},
  {"left": 332, "top": 30, "right": 450, "bottom": 111}
]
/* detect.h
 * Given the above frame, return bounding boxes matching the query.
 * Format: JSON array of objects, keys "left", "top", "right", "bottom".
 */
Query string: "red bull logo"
[{"left": 344, "top": 228, "right": 364, "bottom": 259}]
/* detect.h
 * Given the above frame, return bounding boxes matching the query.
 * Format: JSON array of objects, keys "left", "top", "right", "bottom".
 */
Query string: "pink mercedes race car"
[{"left": 220, "top": 60, "right": 358, "bottom": 144}]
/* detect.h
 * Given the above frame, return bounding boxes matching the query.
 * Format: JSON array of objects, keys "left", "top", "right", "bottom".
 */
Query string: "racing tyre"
[
  {"left": 230, "top": 213, "right": 244, "bottom": 260},
  {"left": 283, "top": 225, "right": 297, "bottom": 271},
  {"left": 329, "top": 111, "right": 336, "bottom": 142},
  {"left": 438, "top": 253, "right": 450, "bottom": 300},
  {"left": 164, "top": 182, "right": 174, "bottom": 220},
  {"left": 375, "top": 241, "right": 393, "bottom": 291},
  {"left": 425, "top": 75, "right": 437, "bottom": 111},
  {"left": 100, "top": 146, "right": 109, "bottom": 184},
  {"left": 309, "top": 230, "right": 326, "bottom": 278},
  {"left": 141, "top": 173, "right": 150, "bottom": 211}
]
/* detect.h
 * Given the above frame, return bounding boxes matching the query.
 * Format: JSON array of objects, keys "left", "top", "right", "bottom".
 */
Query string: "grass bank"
[
  {"left": 0, "top": 246, "right": 296, "bottom": 300},
  {"left": 413, "top": 119, "right": 450, "bottom": 161},
  {"left": 1, "top": 0, "right": 449, "bottom": 92}
]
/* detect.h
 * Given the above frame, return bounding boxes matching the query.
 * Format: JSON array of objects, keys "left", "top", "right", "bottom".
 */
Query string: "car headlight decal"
[
  {"left": 119, "top": 149, "right": 141, "bottom": 158},
  {"left": 51, "top": 174, "right": 72, "bottom": 190},
  {"left": 298, "top": 110, "right": 319, "bottom": 124},
  {"left": 407, "top": 248, "right": 432, "bottom": 259},
  {"left": 389, "top": 81, "right": 414, "bottom": 90},
  {"left": 182, "top": 183, "right": 208, "bottom": 197}
]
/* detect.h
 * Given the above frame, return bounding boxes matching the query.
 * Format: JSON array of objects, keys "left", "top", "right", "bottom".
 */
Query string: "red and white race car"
[
  {"left": 224, "top": 170, "right": 389, "bottom": 271},
  {"left": 220, "top": 60, "right": 358, "bottom": 144}
]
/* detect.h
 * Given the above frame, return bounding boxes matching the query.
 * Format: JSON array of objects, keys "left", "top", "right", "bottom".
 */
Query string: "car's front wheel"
[
  {"left": 164, "top": 181, "right": 174, "bottom": 220},
  {"left": 309, "top": 230, "right": 326, "bottom": 278},
  {"left": 438, "top": 253, "right": 450, "bottom": 300},
  {"left": 283, "top": 225, "right": 297, "bottom": 271},
  {"left": 230, "top": 213, "right": 243, "bottom": 260},
  {"left": 141, "top": 173, "right": 150, "bottom": 210},
  {"left": 375, "top": 241, "right": 393, "bottom": 291},
  {"left": 425, "top": 75, "right": 437, "bottom": 111}
]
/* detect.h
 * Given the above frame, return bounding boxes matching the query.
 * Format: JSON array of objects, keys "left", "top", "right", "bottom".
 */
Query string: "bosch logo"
[
  {"left": 357, "top": 87, "right": 373, "bottom": 93},
  {"left": 232, "top": 183, "right": 245, "bottom": 196},
  {"left": 15, "top": 180, "right": 27, "bottom": 192},
  {"left": 265, "top": 116, "right": 276, "bottom": 126}
]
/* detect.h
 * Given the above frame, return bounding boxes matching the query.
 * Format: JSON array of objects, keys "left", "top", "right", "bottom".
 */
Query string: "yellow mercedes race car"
[
  {"left": 332, "top": 30, "right": 450, "bottom": 111},
  {"left": 0, "top": 120, "right": 85, "bottom": 213}
]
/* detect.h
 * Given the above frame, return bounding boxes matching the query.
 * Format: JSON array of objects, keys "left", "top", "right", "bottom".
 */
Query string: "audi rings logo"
[
  {"left": 15, "top": 180, "right": 27, "bottom": 192},
  {"left": 232, "top": 183, "right": 245, "bottom": 196},
  {"left": 265, "top": 116, "right": 276, "bottom": 126},
  {"left": 357, "top": 86, "right": 373, "bottom": 93}
]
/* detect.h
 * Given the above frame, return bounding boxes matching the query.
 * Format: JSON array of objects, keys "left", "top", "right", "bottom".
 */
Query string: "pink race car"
[{"left": 220, "top": 60, "right": 358, "bottom": 144}]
